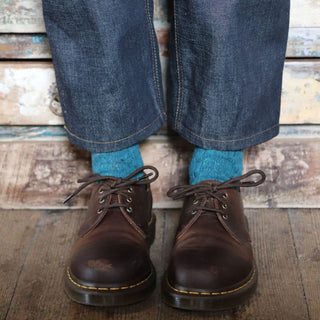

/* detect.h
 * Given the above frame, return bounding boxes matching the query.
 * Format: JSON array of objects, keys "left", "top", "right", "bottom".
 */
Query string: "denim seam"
[
  {"left": 180, "top": 123, "right": 279, "bottom": 143},
  {"left": 144, "top": 0, "right": 162, "bottom": 111},
  {"left": 173, "top": 0, "right": 184, "bottom": 129},
  {"left": 64, "top": 113, "right": 164, "bottom": 145}
]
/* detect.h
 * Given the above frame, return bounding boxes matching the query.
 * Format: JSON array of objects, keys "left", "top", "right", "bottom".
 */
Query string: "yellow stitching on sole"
[
  {"left": 167, "top": 268, "right": 256, "bottom": 296},
  {"left": 67, "top": 267, "right": 152, "bottom": 291},
  {"left": 147, "top": 214, "right": 154, "bottom": 226}
]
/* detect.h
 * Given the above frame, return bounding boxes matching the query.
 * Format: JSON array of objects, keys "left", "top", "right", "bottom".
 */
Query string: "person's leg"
[
  {"left": 167, "top": 0, "right": 290, "bottom": 151},
  {"left": 42, "top": 0, "right": 164, "bottom": 306},
  {"left": 163, "top": 0, "right": 290, "bottom": 311},
  {"left": 189, "top": 148, "right": 243, "bottom": 184},
  {"left": 91, "top": 144, "right": 144, "bottom": 178},
  {"left": 42, "top": 0, "right": 165, "bottom": 154}
]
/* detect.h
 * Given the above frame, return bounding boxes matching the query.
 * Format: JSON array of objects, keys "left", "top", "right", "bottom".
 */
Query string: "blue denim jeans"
[{"left": 42, "top": 0, "right": 290, "bottom": 152}]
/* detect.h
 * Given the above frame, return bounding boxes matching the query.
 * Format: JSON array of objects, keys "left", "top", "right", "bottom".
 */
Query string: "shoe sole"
[
  {"left": 64, "top": 213, "right": 157, "bottom": 307},
  {"left": 161, "top": 266, "right": 258, "bottom": 311}
]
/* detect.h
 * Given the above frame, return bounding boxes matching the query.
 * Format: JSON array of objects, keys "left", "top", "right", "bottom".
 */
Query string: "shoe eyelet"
[
  {"left": 126, "top": 207, "right": 133, "bottom": 213},
  {"left": 222, "top": 193, "right": 228, "bottom": 200},
  {"left": 222, "top": 203, "right": 228, "bottom": 209},
  {"left": 128, "top": 187, "right": 133, "bottom": 193},
  {"left": 191, "top": 210, "right": 197, "bottom": 215},
  {"left": 192, "top": 199, "right": 199, "bottom": 205},
  {"left": 99, "top": 188, "right": 104, "bottom": 194},
  {"left": 222, "top": 214, "right": 228, "bottom": 220},
  {"left": 97, "top": 208, "right": 103, "bottom": 214},
  {"left": 126, "top": 197, "right": 132, "bottom": 203},
  {"left": 99, "top": 198, "right": 105, "bottom": 204}
]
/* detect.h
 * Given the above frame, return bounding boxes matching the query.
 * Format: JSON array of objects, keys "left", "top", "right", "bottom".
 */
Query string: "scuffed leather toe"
[
  {"left": 168, "top": 245, "right": 253, "bottom": 293},
  {"left": 70, "top": 238, "right": 152, "bottom": 287}
]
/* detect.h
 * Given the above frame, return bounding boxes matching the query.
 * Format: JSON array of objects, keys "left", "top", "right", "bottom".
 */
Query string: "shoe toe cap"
[
  {"left": 69, "top": 241, "right": 152, "bottom": 287},
  {"left": 167, "top": 246, "right": 254, "bottom": 293}
]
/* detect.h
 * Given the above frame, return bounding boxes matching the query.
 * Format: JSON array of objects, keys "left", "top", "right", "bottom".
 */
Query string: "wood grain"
[
  {"left": 0, "top": 34, "right": 51, "bottom": 59},
  {"left": 0, "top": 0, "right": 45, "bottom": 33},
  {"left": 0, "top": 62, "right": 63, "bottom": 125},
  {"left": 287, "top": 28, "right": 320, "bottom": 57},
  {"left": 1, "top": 28, "right": 320, "bottom": 59},
  {"left": 0, "top": 134, "right": 319, "bottom": 210},
  {"left": 290, "top": 0, "right": 320, "bottom": 28},
  {"left": 1, "top": 61, "right": 319, "bottom": 125},
  {"left": 3, "top": 209, "right": 313, "bottom": 319},
  {"left": 157, "top": 209, "right": 310, "bottom": 320},
  {"left": 280, "top": 61, "right": 320, "bottom": 124},
  {"left": 5, "top": 209, "right": 164, "bottom": 320},
  {"left": 289, "top": 209, "right": 320, "bottom": 320},
  {"left": 0, "top": 0, "right": 319, "bottom": 33},
  {"left": 0, "top": 0, "right": 168, "bottom": 33},
  {"left": 1, "top": 125, "right": 319, "bottom": 142},
  {"left": 244, "top": 209, "right": 309, "bottom": 320},
  {"left": 0, "top": 210, "right": 40, "bottom": 320}
]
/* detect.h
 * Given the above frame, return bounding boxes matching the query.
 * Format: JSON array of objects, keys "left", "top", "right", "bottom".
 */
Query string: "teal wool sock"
[
  {"left": 189, "top": 148, "right": 243, "bottom": 185},
  {"left": 92, "top": 144, "right": 144, "bottom": 179}
]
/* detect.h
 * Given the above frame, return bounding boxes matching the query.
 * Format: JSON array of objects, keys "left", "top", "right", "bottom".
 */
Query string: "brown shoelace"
[
  {"left": 63, "top": 166, "right": 159, "bottom": 211},
  {"left": 167, "top": 169, "right": 266, "bottom": 215}
]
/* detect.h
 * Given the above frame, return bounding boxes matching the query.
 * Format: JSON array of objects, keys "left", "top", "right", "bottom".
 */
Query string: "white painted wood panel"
[
  {"left": 0, "top": 0, "right": 319, "bottom": 32},
  {"left": 1, "top": 61, "right": 319, "bottom": 125}
]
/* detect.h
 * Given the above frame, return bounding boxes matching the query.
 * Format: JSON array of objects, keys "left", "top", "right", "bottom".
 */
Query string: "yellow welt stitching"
[
  {"left": 67, "top": 267, "right": 152, "bottom": 291},
  {"left": 147, "top": 214, "right": 153, "bottom": 226},
  {"left": 167, "top": 268, "right": 256, "bottom": 296}
]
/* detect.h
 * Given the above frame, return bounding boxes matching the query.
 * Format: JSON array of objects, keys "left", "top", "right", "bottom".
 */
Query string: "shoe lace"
[
  {"left": 167, "top": 169, "right": 266, "bottom": 215},
  {"left": 63, "top": 166, "right": 159, "bottom": 211}
]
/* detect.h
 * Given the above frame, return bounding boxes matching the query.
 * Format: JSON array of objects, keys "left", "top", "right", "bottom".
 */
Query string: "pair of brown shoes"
[{"left": 63, "top": 166, "right": 265, "bottom": 311}]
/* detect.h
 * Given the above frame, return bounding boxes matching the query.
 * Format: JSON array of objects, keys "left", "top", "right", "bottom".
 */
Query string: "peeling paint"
[
  {"left": 0, "top": 63, "right": 63, "bottom": 125},
  {"left": 314, "top": 92, "right": 320, "bottom": 103},
  {"left": 0, "top": 0, "right": 319, "bottom": 34},
  {"left": 281, "top": 61, "right": 320, "bottom": 124},
  {"left": 32, "top": 35, "right": 45, "bottom": 43}
]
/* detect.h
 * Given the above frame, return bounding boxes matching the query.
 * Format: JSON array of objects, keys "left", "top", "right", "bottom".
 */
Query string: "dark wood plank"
[
  {"left": 5, "top": 209, "right": 165, "bottom": 320},
  {"left": 157, "top": 209, "right": 309, "bottom": 320},
  {"left": 3, "top": 209, "right": 311, "bottom": 319},
  {"left": 244, "top": 209, "right": 309, "bottom": 320},
  {"left": 289, "top": 209, "right": 320, "bottom": 320},
  {"left": 0, "top": 210, "right": 40, "bottom": 320}
]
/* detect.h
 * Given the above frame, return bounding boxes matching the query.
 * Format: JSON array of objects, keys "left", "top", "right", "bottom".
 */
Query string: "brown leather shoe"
[
  {"left": 162, "top": 170, "right": 266, "bottom": 311},
  {"left": 63, "top": 166, "right": 159, "bottom": 306}
]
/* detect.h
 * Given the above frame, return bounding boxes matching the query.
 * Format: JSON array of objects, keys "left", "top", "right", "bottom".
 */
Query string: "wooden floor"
[
  {"left": 1, "top": 1, "right": 320, "bottom": 319},
  {"left": 1, "top": 208, "right": 319, "bottom": 320}
]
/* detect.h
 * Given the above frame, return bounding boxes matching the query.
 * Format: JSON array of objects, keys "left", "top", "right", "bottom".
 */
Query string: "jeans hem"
[
  {"left": 64, "top": 113, "right": 165, "bottom": 153},
  {"left": 173, "top": 123, "right": 280, "bottom": 151}
]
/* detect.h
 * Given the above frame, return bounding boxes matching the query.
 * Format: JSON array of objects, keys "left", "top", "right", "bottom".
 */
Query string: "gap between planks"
[{"left": 2, "top": 209, "right": 317, "bottom": 320}]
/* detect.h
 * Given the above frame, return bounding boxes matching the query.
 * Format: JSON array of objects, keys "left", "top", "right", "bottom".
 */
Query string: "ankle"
[
  {"left": 189, "top": 148, "right": 243, "bottom": 185},
  {"left": 91, "top": 144, "right": 144, "bottom": 179}
]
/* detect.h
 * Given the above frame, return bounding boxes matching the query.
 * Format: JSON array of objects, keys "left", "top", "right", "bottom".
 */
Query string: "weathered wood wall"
[
  {"left": 1, "top": 61, "right": 319, "bottom": 125},
  {"left": 0, "top": 0, "right": 319, "bottom": 209}
]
